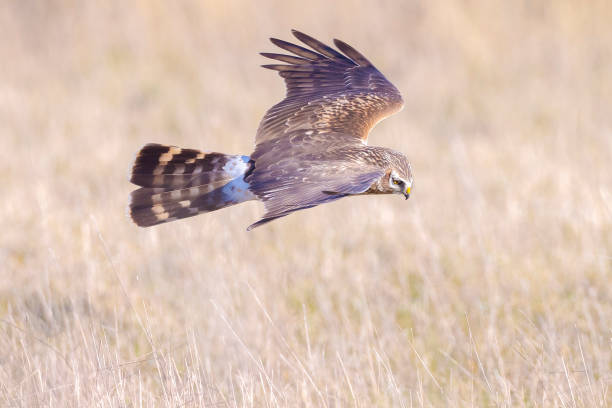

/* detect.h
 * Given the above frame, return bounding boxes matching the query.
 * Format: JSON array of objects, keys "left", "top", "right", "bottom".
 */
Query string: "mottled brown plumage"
[{"left": 128, "top": 30, "right": 413, "bottom": 230}]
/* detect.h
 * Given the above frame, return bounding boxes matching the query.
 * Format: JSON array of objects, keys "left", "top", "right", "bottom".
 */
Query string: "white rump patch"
[{"left": 223, "top": 156, "right": 250, "bottom": 178}]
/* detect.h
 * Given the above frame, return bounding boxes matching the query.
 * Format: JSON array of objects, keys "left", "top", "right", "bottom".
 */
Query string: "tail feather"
[
  {"left": 128, "top": 144, "right": 254, "bottom": 227},
  {"left": 130, "top": 143, "right": 236, "bottom": 188}
]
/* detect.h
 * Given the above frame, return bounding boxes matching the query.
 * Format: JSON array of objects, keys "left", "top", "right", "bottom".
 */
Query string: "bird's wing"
[
  {"left": 256, "top": 30, "right": 403, "bottom": 146},
  {"left": 247, "top": 163, "right": 383, "bottom": 230},
  {"left": 246, "top": 130, "right": 384, "bottom": 230}
]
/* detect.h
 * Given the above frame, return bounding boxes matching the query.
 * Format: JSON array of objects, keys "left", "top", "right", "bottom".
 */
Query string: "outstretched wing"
[
  {"left": 257, "top": 30, "right": 403, "bottom": 145},
  {"left": 246, "top": 152, "right": 384, "bottom": 230},
  {"left": 246, "top": 130, "right": 385, "bottom": 230},
  {"left": 246, "top": 171, "right": 382, "bottom": 230}
]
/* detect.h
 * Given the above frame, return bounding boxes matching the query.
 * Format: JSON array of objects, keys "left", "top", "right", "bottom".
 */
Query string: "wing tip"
[
  {"left": 246, "top": 221, "right": 259, "bottom": 231},
  {"left": 290, "top": 28, "right": 306, "bottom": 41},
  {"left": 332, "top": 38, "right": 372, "bottom": 66},
  {"left": 269, "top": 37, "right": 285, "bottom": 47},
  {"left": 290, "top": 28, "right": 302, "bottom": 37},
  {"left": 269, "top": 31, "right": 373, "bottom": 67},
  {"left": 246, "top": 216, "right": 279, "bottom": 231},
  {"left": 261, "top": 64, "right": 289, "bottom": 71}
]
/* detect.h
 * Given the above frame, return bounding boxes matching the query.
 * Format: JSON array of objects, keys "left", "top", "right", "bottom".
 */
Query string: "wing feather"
[
  {"left": 332, "top": 38, "right": 373, "bottom": 66},
  {"left": 257, "top": 30, "right": 403, "bottom": 144},
  {"left": 269, "top": 37, "right": 326, "bottom": 61},
  {"left": 247, "top": 158, "right": 383, "bottom": 230},
  {"left": 259, "top": 52, "right": 312, "bottom": 64},
  {"left": 291, "top": 30, "right": 349, "bottom": 61},
  {"left": 246, "top": 130, "right": 385, "bottom": 229}
]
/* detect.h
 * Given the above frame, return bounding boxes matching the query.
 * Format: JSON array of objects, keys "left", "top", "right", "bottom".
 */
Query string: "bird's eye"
[{"left": 393, "top": 179, "right": 399, "bottom": 185}]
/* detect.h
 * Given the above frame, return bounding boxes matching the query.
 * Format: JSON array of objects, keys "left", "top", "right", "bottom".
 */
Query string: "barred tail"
[{"left": 128, "top": 143, "right": 254, "bottom": 227}]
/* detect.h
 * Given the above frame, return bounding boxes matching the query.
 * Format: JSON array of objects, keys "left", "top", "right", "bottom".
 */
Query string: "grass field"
[{"left": 1, "top": 1, "right": 611, "bottom": 406}]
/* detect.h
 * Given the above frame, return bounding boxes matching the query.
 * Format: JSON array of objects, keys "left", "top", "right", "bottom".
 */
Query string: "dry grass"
[{"left": 1, "top": 1, "right": 611, "bottom": 406}]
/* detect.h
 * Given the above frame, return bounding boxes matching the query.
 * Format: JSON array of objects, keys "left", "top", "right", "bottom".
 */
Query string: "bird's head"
[{"left": 385, "top": 152, "right": 413, "bottom": 199}]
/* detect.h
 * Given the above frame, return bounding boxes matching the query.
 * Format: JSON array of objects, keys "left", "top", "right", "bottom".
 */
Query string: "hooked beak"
[{"left": 404, "top": 186, "right": 411, "bottom": 200}]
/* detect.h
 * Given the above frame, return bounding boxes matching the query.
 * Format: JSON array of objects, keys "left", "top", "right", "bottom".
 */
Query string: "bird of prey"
[{"left": 129, "top": 30, "right": 413, "bottom": 230}]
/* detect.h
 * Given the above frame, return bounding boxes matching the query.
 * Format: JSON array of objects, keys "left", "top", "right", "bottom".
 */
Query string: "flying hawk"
[{"left": 129, "top": 30, "right": 413, "bottom": 230}]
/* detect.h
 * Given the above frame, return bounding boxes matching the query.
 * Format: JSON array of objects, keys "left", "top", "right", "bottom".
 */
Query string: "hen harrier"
[{"left": 129, "top": 30, "right": 413, "bottom": 230}]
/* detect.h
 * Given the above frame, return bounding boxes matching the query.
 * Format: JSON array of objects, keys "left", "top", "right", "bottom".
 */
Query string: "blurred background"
[{"left": 1, "top": 0, "right": 611, "bottom": 406}]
